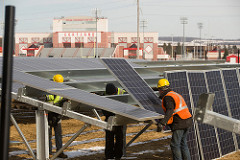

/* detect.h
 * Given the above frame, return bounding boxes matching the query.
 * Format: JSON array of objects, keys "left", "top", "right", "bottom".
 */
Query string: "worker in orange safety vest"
[{"left": 157, "top": 78, "right": 192, "bottom": 160}]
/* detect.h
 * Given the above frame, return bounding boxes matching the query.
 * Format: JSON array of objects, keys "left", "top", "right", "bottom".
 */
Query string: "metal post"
[
  {"left": 122, "top": 125, "right": 127, "bottom": 157},
  {"left": 36, "top": 110, "right": 49, "bottom": 160},
  {"left": 0, "top": 6, "right": 15, "bottom": 160},
  {"left": 126, "top": 122, "right": 153, "bottom": 148},
  {"left": 137, "top": 0, "right": 140, "bottom": 59},
  {"left": 51, "top": 124, "right": 90, "bottom": 160},
  {"left": 141, "top": 19, "right": 147, "bottom": 59},
  {"left": 10, "top": 114, "right": 36, "bottom": 159},
  {"left": 92, "top": 8, "right": 100, "bottom": 58}
]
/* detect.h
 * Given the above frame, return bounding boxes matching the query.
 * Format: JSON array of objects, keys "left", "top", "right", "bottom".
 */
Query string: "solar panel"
[
  {"left": 188, "top": 71, "right": 220, "bottom": 160},
  {"left": 7, "top": 70, "right": 162, "bottom": 121},
  {"left": 1, "top": 57, "right": 141, "bottom": 72},
  {"left": 205, "top": 70, "right": 236, "bottom": 156},
  {"left": 165, "top": 71, "right": 200, "bottom": 160},
  {"left": 11, "top": 58, "right": 106, "bottom": 72},
  {"left": 101, "top": 58, "right": 164, "bottom": 115},
  {"left": 221, "top": 69, "right": 240, "bottom": 149}
]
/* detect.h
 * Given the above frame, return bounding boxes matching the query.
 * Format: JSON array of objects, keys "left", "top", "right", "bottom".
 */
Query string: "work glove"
[
  {"left": 38, "top": 96, "right": 46, "bottom": 101},
  {"left": 156, "top": 119, "right": 166, "bottom": 132},
  {"left": 156, "top": 123, "right": 164, "bottom": 132}
]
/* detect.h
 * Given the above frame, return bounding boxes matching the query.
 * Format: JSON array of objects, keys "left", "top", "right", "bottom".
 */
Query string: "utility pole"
[
  {"left": 198, "top": 23, "right": 203, "bottom": 59},
  {"left": 180, "top": 17, "right": 188, "bottom": 59},
  {"left": 140, "top": 19, "right": 147, "bottom": 59},
  {"left": 92, "top": 8, "right": 100, "bottom": 58},
  {"left": 137, "top": 0, "right": 140, "bottom": 59}
]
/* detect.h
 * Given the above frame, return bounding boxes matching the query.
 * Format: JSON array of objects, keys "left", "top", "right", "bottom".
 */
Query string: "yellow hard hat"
[
  {"left": 157, "top": 78, "right": 170, "bottom": 88},
  {"left": 53, "top": 74, "right": 64, "bottom": 83}
]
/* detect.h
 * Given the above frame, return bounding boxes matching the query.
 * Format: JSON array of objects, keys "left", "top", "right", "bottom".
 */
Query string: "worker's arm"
[{"left": 159, "top": 96, "right": 175, "bottom": 125}]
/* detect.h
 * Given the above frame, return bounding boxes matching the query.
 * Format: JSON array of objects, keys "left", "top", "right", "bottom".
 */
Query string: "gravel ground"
[{"left": 9, "top": 117, "right": 240, "bottom": 160}]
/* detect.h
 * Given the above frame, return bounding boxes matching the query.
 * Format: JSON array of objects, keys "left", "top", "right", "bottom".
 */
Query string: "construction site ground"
[{"left": 9, "top": 114, "right": 240, "bottom": 160}]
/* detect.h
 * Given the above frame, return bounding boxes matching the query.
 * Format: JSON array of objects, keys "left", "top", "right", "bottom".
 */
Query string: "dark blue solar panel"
[
  {"left": 101, "top": 59, "right": 164, "bottom": 115},
  {"left": 206, "top": 70, "right": 236, "bottom": 156},
  {"left": 222, "top": 69, "right": 240, "bottom": 149},
  {"left": 166, "top": 71, "right": 200, "bottom": 160},
  {"left": 188, "top": 72, "right": 220, "bottom": 160}
]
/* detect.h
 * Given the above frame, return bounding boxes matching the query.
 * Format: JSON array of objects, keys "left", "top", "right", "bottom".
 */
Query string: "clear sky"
[{"left": 1, "top": 0, "right": 240, "bottom": 40}]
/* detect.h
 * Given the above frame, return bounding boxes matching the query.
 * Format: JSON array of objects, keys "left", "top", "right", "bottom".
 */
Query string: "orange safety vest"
[{"left": 162, "top": 91, "right": 192, "bottom": 124}]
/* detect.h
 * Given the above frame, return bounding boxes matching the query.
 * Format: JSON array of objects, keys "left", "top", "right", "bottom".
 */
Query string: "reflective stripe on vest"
[
  {"left": 169, "top": 91, "right": 188, "bottom": 114},
  {"left": 117, "top": 88, "right": 125, "bottom": 95},
  {"left": 46, "top": 95, "right": 63, "bottom": 106}
]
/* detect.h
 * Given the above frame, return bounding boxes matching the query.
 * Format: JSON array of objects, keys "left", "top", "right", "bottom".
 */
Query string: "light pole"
[
  {"left": 180, "top": 17, "right": 188, "bottom": 59},
  {"left": 92, "top": 8, "right": 101, "bottom": 58},
  {"left": 198, "top": 23, "right": 203, "bottom": 58}
]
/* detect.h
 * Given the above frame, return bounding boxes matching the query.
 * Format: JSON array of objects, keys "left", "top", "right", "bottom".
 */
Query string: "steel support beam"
[
  {"left": 10, "top": 114, "right": 36, "bottom": 160},
  {"left": 194, "top": 93, "right": 240, "bottom": 134},
  {"left": 36, "top": 110, "right": 49, "bottom": 160}
]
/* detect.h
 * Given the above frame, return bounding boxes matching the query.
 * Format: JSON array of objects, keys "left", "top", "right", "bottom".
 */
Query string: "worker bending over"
[
  {"left": 102, "top": 83, "right": 126, "bottom": 160},
  {"left": 40, "top": 74, "right": 68, "bottom": 158}
]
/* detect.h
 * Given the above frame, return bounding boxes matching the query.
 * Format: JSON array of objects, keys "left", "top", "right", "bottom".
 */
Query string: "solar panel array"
[
  {"left": 205, "top": 70, "right": 236, "bottom": 156},
  {"left": 166, "top": 71, "right": 201, "bottom": 160},
  {"left": 222, "top": 69, "right": 240, "bottom": 149},
  {"left": 165, "top": 69, "right": 240, "bottom": 160},
  {"left": 188, "top": 72, "right": 220, "bottom": 160},
  {"left": 3, "top": 70, "right": 162, "bottom": 122},
  {"left": 101, "top": 58, "right": 164, "bottom": 115}
]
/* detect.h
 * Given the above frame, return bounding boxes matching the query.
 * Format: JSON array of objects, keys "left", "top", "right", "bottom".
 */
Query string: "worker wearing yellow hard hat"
[
  {"left": 46, "top": 74, "right": 67, "bottom": 158},
  {"left": 157, "top": 78, "right": 192, "bottom": 160},
  {"left": 53, "top": 74, "right": 64, "bottom": 83},
  {"left": 157, "top": 78, "right": 170, "bottom": 89}
]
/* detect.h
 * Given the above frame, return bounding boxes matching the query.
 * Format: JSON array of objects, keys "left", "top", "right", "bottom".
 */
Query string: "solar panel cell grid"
[
  {"left": 222, "top": 69, "right": 240, "bottom": 149},
  {"left": 11, "top": 70, "right": 161, "bottom": 121},
  {"left": 166, "top": 71, "right": 200, "bottom": 160},
  {"left": 188, "top": 72, "right": 220, "bottom": 160},
  {"left": 206, "top": 70, "right": 235, "bottom": 156},
  {"left": 101, "top": 58, "right": 164, "bottom": 115}
]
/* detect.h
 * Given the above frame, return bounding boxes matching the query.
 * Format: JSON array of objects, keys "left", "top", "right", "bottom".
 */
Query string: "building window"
[
  {"left": 43, "top": 37, "right": 52, "bottom": 43},
  {"left": 131, "top": 37, "right": 138, "bottom": 43},
  {"left": 63, "top": 43, "right": 71, "bottom": 48},
  {"left": 19, "top": 37, "right": 28, "bottom": 44},
  {"left": 88, "top": 37, "right": 96, "bottom": 43},
  {"left": 144, "top": 37, "right": 153, "bottom": 43},
  {"left": 62, "top": 37, "right": 71, "bottom": 43},
  {"left": 75, "top": 43, "right": 84, "bottom": 48},
  {"left": 31, "top": 37, "right": 40, "bottom": 43},
  {"left": 118, "top": 37, "right": 127, "bottom": 43}
]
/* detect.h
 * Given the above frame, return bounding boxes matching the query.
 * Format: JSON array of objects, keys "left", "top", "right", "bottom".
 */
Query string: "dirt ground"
[{"left": 9, "top": 117, "right": 240, "bottom": 160}]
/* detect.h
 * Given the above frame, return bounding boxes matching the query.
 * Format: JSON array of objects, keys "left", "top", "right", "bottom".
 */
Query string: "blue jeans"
[
  {"left": 49, "top": 122, "right": 63, "bottom": 154},
  {"left": 170, "top": 128, "right": 191, "bottom": 160}
]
